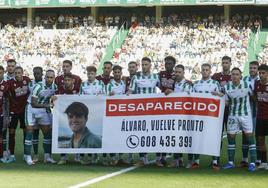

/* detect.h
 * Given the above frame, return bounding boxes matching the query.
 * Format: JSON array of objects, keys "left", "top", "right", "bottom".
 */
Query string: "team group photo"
[{"left": 0, "top": 1, "right": 268, "bottom": 188}]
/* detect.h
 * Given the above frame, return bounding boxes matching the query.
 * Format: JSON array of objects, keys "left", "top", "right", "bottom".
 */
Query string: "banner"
[{"left": 52, "top": 93, "right": 225, "bottom": 156}]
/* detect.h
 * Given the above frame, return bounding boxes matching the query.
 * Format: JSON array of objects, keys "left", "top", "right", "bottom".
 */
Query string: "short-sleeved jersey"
[
  {"left": 173, "top": 79, "right": 192, "bottom": 93},
  {"left": 32, "top": 81, "right": 57, "bottom": 105},
  {"left": 79, "top": 79, "right": 105, "bottom": 95},
  {"left": 129, "top": 72, "right": 160, "bottom": 94},
  {"left": 159, "top": 71, "right": 175, "bottom": 92},
  {"left": 254, "top": 80, "right": 268, "bottom": 120},
  {"left": 96, "top": 75, "right": 114, "bottom": 86},
  {"left": 243, "top": 75, "right": 259, "bottom": 117},
  {"left": 56, "top": 85, "right": 80, "bottom": 95},
  {"left": 27, "top": 80, "right": 43, "bottom": 104},
  {"left": 8, "top": 76, "right": 31, "bottom": 114},
  {"left": 0, "top": 80, "right": 9, "bottom": 114},
  {"left": 55, "top": 74, "right": 82, "bottom": 88},
  {"left": 243, "top": 75, "right": 259, "bottom": 90},
  {"left": 224, "top": 80, "right": 252, "bottom": 116},
  {"left": 106, "top": 79, "right": 126, "bottom": 95},
  {"left": 212, "top": 72, "right": 231, "bottom": 92},
  {"left": 193, "top": 78, "right": 221, "bottom": 93}
]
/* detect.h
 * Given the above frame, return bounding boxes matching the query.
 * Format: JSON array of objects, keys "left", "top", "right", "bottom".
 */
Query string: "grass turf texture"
[{"left": 0, "top": 130, "right": 268, "bottom": 188}]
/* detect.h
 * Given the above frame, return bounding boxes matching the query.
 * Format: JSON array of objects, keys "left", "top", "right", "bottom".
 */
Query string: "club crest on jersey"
[{"left": 23, "top": 80, "right": 27, "bottom": 84}]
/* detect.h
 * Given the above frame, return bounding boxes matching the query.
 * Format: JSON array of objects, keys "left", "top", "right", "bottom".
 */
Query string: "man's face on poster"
[{"left": 67, "top": 113, "right": 87, "bottom": 134}]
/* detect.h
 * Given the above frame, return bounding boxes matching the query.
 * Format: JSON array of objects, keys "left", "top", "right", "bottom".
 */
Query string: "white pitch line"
[
  {"left": 68, "top": 158, "right": 164, "bottom": 188},
  {"left": 69, "top": 165, "right": 138, "bottom": 188}
]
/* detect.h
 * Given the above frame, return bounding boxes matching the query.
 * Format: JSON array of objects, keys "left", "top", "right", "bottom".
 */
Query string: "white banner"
[{"left": 52, "top": 93, "right": 225, "bottom": 156}]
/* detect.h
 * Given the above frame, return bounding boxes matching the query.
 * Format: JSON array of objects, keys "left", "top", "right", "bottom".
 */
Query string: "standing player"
[
  {"left": 0, "top": 66, "right": 9, "bottom": 162},
  {"left": 157, "top": 56, "right": 176, "bottom": 167},
  {"left": 223, "top": 68, "right": 257, "bottom": 172},
  {"left": 24, "top": 70, "right": 57, "bottom": 165},
  {"left": 192, "top": 63, "right": 222, "bottom": 170},
  {"left": 2, "top": 59, "right": 16, "bottom": 160},
  {"left": 80, "top": 66, "right": 105, "bottom": 165},
  {"left": 107, "top": 65, "right": 127, "bottom": 165},
  {"left": 56, "top": 73, "right": 80, "bottom": 165},
  {"left": 241, "top": 61, "right": 260, "bottom": 167},
  {"left": 55, "top": 60, "right": 82, "bottom": 88},
  {"left": 80, "top": 66, "right": 105, "bottom": 95},
  {"left": 4, "top": 59, "right": 16, "bottom": 81},
  {"left": 211, "top": 56, "right": 232, "bottom": 164},
  {"left": 55, "top": 60, "right": 81, "bottom": 163},
  {"left": 96, "top": 61, "right": 113, "bottom": 85},
  {"left": 27, "top": 67, "right": 44, "bottom": 163},
  {"left": 254, "top": 64, "right": 268, "bottom": 169},
  {"left": 165, "top": 64, "right": 192, "bottom": 168},
  {"left": 5, "top": 67, "right": 30, "bottom": 163},
  {"left": 95, "top": 61, "right": 113, "bottom": 164},
  {"left": 127, "top": 57, "right": 160, "bottom": 166},
  {"left": 123, "top": 61, "right": 138, "bottom": 92},
  {"left": 122, "top": 61, "right": 138, "bottom": 164}
]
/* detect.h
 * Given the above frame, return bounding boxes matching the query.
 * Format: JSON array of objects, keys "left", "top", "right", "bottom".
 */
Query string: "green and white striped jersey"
[
  {"left": 27, "top": 80, "right": 43, "bottom": 104},
  {"left": 224, "top": 80, "right": 253, "bottom": 116},
  {"left": 32, "top": 81, "right": 57, "bottom": 105},
  {"left": 106, "top": 79, "right": 126, "bottom": 95},
  {"left": 129, "top": 72, "right": 160, "bottom": 94},
  {"left": 79, "top": 79, "right": 105, "bottom": 95},
  {"left": 193, "top": 78, "right": 221, "bottom": 93},
  {"left": 243, "top": 75, "right": 259, "bottom": 117},
  {"left": 243, "top": 75, "right": 259, "bottom": 91},
  {"left": 174, "top": 79, "right": 192, "bottom": 93}
]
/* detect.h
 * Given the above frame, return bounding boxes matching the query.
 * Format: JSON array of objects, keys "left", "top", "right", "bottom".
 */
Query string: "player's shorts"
[
  {"left": 256, "top": 119, "right": 268, "bottom": 136},
  {"left": 25, "top": 104, "right": 52, "bottom": 126},
  {"left": 227, "top": 115, "right": 253, "bottom": 134},
  {"left": 10, "top": 112, "right": 26, "bottom": 129}
]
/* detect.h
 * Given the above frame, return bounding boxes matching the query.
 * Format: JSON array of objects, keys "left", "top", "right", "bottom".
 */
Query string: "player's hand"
[{"left": 164, "top": 89, "right": 173, "bottom": 96}]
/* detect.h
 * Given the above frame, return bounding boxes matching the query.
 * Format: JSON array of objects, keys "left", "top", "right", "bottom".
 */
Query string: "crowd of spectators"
[
  {"left": 0, "top": 24, "right": 117, "bottom": 79},
  {"left": 112, "top": 14, "right": 261, "bottom": 80},
  {"left": 0, "top": 13, "right": 264, "bottom": 81},
  {"left": 258, "top": 35, "right": 268, "bottom": 65}
]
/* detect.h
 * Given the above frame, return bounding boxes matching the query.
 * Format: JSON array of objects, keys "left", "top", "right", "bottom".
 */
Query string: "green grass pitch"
[{"left": 0, "top": 130, "right": 268, "bottom": 188}]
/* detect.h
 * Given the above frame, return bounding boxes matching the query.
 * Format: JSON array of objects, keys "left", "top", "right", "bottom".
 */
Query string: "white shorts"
[
  {"left": 227, "top": 115, "right": 253, "bottom": 134},
  {"left": 25, "top": 104, "right": 52, "bottom": 126}
]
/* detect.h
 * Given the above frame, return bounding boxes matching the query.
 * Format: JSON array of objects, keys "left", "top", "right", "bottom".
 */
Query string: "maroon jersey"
[
  {"left": 254, "top": 80, "right": 268, "bottom": 120},
  {"left": 159, "top": 71, "right": 175, "bottom": 92},
  {"left": 55, "top": 74, "right": 82, "bottom": 88},
  {"left": 56, "top": 85, "right": 80, "bottom": 95},
  {"left": 96, "top": 75, "right": 113, "bottom": 85},
  {"left": 212, "top": 72, "right": 231, "bottom": 90},
  {"left": 8, "top": 76, "right": 30, "bottom": 114},
  {"left": 0, "top": 80, "right": 9, "bottom": 114}
]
